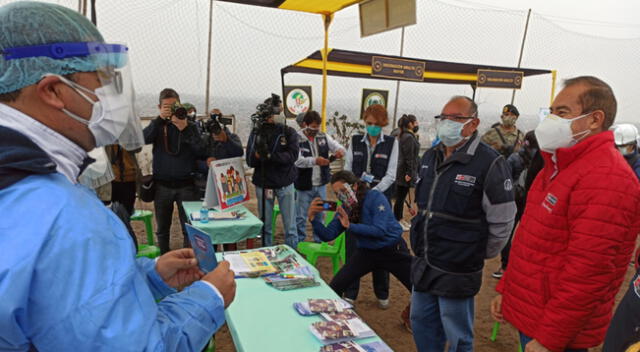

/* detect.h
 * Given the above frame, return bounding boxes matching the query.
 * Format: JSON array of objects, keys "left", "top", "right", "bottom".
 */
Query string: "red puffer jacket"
[{"left": 497, "top": 131, "right": 640, "bottom": 352}]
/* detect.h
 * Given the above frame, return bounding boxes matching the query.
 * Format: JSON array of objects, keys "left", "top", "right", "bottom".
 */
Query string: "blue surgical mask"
[
  {"left": 437, "top": 119, "right": 471, "bottom": 147},
  {"left": 366, "top": 125, "right": 382, "bottom": 137}
]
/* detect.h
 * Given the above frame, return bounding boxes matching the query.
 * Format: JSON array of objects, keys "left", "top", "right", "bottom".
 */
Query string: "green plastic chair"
[
  {"left": 131, "top": 210, "right": 160, "bottom": 259},
  {"left": 271, "top": 204, "right": 280, "bottom": 242},
  {"left": 296, "top": 207, "right": 347, "bottom": 275},
  {"left": 491, "top": 322, "right": 523, "bottom": 352}
]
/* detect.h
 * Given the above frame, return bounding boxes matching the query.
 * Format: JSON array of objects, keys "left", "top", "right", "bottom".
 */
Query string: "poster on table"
[
  {"left": 360, "top": 88, "right": 389, "bottom": 119},
  {"left": 283, "top": 85, "right": 312, "bottom": 118},
  {"left": 203, "top": 157, "right": 250, "bottom": 209}
]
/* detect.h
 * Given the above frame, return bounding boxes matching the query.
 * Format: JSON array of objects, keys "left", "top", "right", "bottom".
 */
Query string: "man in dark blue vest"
[
  {"left": 294, "top": 111, "right": 345, "bottom": 243},
  {"left": 344, "top": 104, "right": 399, "bottom": 309},
  {"left": 410, "top": 96, "right": 516, "bottom": 352}
]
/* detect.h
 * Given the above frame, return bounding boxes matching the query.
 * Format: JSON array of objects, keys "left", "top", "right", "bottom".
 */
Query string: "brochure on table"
[{"left": 203, "top": 157, "right": 250, "bottom": 209}]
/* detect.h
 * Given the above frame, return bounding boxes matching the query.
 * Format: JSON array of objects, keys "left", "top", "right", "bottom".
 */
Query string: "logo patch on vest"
[
  {"left": 318, "top": 138, "right": 327, "bottom": 146},
  {"left": 542, "top": 193, "right": 558, "bottom": 213},
  {"left": 504, "top": 179, "right": 513, "bottom": 191},
  {"left": 454, "top": 174, "right": 476, "bottom": 187},
  {"left": 354, "top": 151, "right": 364, "bottom": 156},
  {"left": 300, "top": 148, "right": 311, "bottom": 153},
  {"left": 634, "top": 274, "right": 640, "bottom": 298},
  {"left": 280, "top": 136, "right": 287, "bottom": 146},
  {"left": 374, "top": 153, "right": 388, "bottom": 159}
]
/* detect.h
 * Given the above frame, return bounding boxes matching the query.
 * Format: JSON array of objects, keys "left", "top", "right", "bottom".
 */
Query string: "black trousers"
[
  {"left": 154, "top": 183, "right": 198, "bottom": 254},
  {"left": 331, "top": 238, "right": 412, "bottom": 298},
  {"left": 111, "top": 181, "right": 136, "bottom": 216},
  {"left": 500, "top": 196, "right": 526, "bottom": 269},
  {"left": 603, "top": 270, "right": 640, "bottom": 352},
  {"left": 393, "top": 185, "right": 410, "bottom": 221}
]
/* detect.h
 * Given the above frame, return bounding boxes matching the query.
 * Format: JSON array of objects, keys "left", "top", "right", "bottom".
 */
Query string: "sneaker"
[
  {"left": 378, "top": 298, "right": 390, "bottom": 310},
  {"left": 400, "top": 220, "right": 411, "bottom": 232},
  {"left": 343, "top": 297, "right": 356, "bottom": 306},
  {"left": 401, "top": 304, "right": 412, "bottom": 333},
  {"left": 491, "top": 267, "right": 504, "bottom": 279}
]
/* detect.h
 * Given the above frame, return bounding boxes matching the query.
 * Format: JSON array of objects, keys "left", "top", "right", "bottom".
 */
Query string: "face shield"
[{"left": 3, "top": 41, "right": 144, "bottom": 150}]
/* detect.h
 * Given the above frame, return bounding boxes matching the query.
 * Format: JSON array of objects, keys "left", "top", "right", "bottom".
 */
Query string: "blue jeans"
[
  {"left": 519, "top": 333, "right": 587, "bottom": 352},
  {"left": 255, "top": 184, "right": 297, "bottom": 248},
  {"left": 295, "top": 185, "right": 327, "bottom": 243},
  {"left": 410, "top": 290, "right": 474, "bottom": 352}
]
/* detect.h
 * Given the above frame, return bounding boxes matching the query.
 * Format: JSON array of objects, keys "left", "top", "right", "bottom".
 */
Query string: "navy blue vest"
[
  {"left": 411, "top": 134, "right": 499, "bottom": 274},
  {"left": 350, "top": 134, "right": 395, "bottom": 185},
  {"left": 295, "top": 134, "right": 331, "bottom": 190}
]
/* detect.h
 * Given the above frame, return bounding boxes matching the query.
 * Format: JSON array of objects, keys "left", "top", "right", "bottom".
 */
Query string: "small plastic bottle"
[{"left": 200, "top": 207, "right": 209, "bottom": 224}]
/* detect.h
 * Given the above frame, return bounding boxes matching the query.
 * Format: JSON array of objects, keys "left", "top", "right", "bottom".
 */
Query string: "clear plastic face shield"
[{"left": 2, "top": 41, "right": 144, "bottom": 150}]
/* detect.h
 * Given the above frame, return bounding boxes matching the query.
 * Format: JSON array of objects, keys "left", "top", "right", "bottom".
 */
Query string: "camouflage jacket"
[{"left": 481, "top": 125, "right": 524, "bottom": 158}]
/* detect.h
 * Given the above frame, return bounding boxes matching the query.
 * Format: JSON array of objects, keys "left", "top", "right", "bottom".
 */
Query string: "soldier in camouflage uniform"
[
  {"left": 481, "top": 104, "right": 525, "bottom": 159},
  {"left": 482, "top": 104, "right": 525, "bottom": 279}
]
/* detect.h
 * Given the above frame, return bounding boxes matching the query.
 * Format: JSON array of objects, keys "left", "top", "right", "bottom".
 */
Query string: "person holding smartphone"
[
  {"left": 307, "top": 171, "right": 412, "bottom": 304},
  {"left": 343, "top": 104, "right": 398, "bottom": 309}
]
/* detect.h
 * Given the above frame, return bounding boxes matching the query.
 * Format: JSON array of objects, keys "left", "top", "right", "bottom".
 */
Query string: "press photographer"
[
  {"left": 202, "top": 108, "right": 243, "bottom": 163},
  {"left": 246, "top": 94, "right": 299, "bottom": 248},
  {"left": 143, "top": 88, "right": 207, "bottom": 254}
]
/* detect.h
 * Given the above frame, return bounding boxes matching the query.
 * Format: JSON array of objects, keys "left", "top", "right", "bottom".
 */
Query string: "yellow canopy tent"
[
  {"left": 217, "top": 0, "right": 362, "bottom": 130},
  {"left": 282, "top": 48, "right": 556, "bottom": 125}
]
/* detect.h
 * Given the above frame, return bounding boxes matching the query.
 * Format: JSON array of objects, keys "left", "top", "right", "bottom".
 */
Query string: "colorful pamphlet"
[
  {"left": 294, "top": 299, "right": 353, "bottom": 316},
  {"left": 204, "top": 157, "right": 250, "bottom": 209},
  {"left": 319, "top": 341, "right": 393, "bottom": 352},
  {"left": 310, "top": 317, "right": 376, "bottom": 343},
  {"left": 310, "top": 321, "right": 356, "bottom": 341},
  {"left": 223, "top": 251, "right": 277, "bottom": 277},
  {"left": 321, "top": 309, "right": 360, "bottom": 322},
  {"left": 263, "top": 266, "right": 319, "bottom": 290},
  {"left": 185, "top": 224, "right": 218, "bottom": 273}
]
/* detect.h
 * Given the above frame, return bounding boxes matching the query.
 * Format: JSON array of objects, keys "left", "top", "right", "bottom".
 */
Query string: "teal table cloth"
[
  {"left": 182, "top": 202, "right": 262, "bottom": 244},
  {"left": 217, "top": 246, "right": 384, "bottom": 351}
]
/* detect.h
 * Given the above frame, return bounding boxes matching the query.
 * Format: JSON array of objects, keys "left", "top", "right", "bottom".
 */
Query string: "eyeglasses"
[{"left": 434, "top": 114, "right": 477, "bottom": 121}]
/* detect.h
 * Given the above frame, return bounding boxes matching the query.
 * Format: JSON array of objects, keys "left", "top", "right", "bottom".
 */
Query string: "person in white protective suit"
[{"left": 0, "top": 2, "right": 236, "bottom": 351}]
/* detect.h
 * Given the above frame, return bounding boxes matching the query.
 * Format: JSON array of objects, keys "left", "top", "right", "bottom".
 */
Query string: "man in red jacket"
[{"left": 491, "top": 76, "right": 640, "bottom": 352}]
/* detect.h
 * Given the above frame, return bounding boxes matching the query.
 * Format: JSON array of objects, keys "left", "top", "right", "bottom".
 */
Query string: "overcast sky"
[{"left": 1, "top": 0, "right": 638, "bottom": 133}]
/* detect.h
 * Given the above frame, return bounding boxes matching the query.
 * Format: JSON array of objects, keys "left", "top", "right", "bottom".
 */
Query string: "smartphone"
[{"left": 321, "top": 200, "right": 338, "bottom": 212}]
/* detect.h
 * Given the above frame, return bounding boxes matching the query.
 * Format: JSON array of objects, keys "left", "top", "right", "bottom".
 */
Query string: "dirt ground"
[{"left": 131, "top": 184, "right": 636, "bottom": 352}]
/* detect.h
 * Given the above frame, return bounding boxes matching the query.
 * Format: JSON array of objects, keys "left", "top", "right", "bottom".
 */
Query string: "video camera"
[
  {"left": 170, "top": 102, "right": 188, "bottom": 120},
  {"left": 205, "top": 112, "right": 234, "bottom": 135},
  {"left": 250, "top": 93, "right": 282, "bottom": 128},
  {"left": 251, "top": 93, "right": 285, "bottom": 159}
]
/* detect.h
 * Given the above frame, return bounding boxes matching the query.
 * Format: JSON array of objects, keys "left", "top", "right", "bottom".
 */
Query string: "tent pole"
[
  {"left": 391, "top": 26, "right": 406, "bottom": 129},
  {"left": 205, "top": 0, "right": 214, "bottom": 114},
  {"left": 550, "top": 69, "right": 557, "bottom": 105},
  {"left": 321, "top": 14, "right": 333, "bottom": 132},
  {"left": 511, "top": 8, "right": 531, "bottom": 105}
]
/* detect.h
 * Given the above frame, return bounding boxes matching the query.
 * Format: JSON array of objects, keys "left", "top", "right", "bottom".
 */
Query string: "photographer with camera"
[
  {"left": 246, "top": 94, "right": 299, "bottom": 248},
  {"left": 202, "top": 108, "right": 243, "bottom": 165},
  {"left": 143, "top": 88, "right": 207, "bottom": 254}
]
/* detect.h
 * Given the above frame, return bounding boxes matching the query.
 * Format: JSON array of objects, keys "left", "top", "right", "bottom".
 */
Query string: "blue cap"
[{"left": 0, "top": 2, "right": 105, "bottom": 94}]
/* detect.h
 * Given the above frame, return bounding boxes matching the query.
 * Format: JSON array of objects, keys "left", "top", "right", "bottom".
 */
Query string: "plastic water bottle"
[{"left": 200, "top": 207, "right": 209, "bottom": 224}]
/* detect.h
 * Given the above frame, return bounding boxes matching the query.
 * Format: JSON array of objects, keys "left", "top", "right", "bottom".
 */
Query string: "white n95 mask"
[{"left": 535, "top": 113, "right": 590, "bottom": 153}]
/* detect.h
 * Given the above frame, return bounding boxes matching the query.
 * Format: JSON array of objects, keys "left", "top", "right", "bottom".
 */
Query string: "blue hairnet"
[{"left": 0, "top": 2, "right": 104, "bottom": 94}]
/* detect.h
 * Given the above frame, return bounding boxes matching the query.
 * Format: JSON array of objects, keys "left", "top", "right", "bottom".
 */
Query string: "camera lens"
[{"left": 174, "top": 107, "right": 187, "bottom": 120}]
